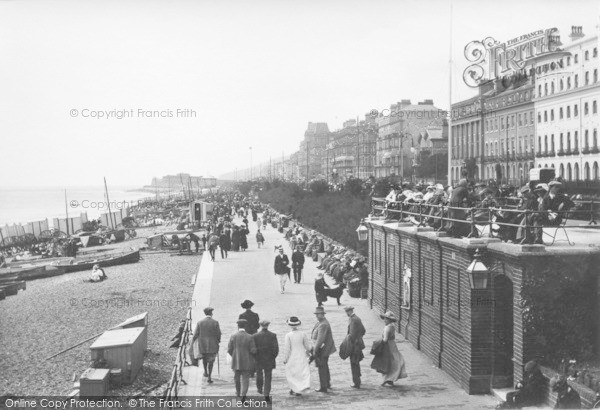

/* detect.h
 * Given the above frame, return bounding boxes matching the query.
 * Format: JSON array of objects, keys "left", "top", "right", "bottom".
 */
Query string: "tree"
[{"left": 309, "top": 179, "right": 329, "bottom": 195}]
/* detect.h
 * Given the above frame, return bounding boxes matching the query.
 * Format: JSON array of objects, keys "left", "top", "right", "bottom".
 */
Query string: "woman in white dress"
[
  {"left": 370, "top": 311, "right": 407, "bottom": 386},
  {"left": 283, "top": 316, "right": 311, "bottom": 396}
]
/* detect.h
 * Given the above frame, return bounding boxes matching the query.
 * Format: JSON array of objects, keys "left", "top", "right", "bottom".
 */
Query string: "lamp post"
[
  {"left": 466, "top": 248, "right": 489, "bottom": 289},
  {"left": 249, "top": 147, "right": 253, "bottom": 181}
]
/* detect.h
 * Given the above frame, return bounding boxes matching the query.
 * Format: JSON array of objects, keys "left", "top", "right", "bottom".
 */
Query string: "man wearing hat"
[
  {"left": 239, "top": 300, "right": 260, "bottom": 335},
  {"left": 343, "top": 306, "right": 366, "bottom": 388},
  {"left": 228, "top": 319, "right": 257, "bottom": 401},
  {"left": 274, "top": 247, "right": 291, "bottom": 293},
  {"left": 291, "top": 245, "right": 305, "bottom": 284},
  {"left": 190, "top": 307, "right": 221, "bottom": 383},
  {"left": 311, "top": 306, "right": 336, "bottom": 393},
  {"left": 252, "top": 320, "right": 279, "bottom": 401},
  {"left": 531, "top": 180, "right": 574, "bottom": 244},
  {"left": 314, "top": 272, "right": 330, "bottom": 307}
]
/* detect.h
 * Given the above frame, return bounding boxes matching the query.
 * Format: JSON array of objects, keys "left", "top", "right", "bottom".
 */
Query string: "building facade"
[
  {"left": 298, "top": 122, "right": 330, "bottom": 181},
  {"left": 534, "top": 26, "right": 600, "bottom": 180},
  {"left": 376, "top": 99, "right": 447, "bottom": 180}
]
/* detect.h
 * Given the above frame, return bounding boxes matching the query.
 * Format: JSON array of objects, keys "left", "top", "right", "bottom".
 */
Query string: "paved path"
[{"left": 179, "top": 216, "right": 500, "bottom": 409}]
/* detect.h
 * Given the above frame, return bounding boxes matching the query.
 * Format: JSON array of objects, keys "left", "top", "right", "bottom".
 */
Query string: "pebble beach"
[{"left": 0, "top": 227, "right": 201, "bottom": 396}]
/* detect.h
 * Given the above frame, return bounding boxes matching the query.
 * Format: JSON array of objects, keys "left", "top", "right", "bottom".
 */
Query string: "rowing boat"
[{"left": 54, "top": 249, "right": 141, "bottom": 273}]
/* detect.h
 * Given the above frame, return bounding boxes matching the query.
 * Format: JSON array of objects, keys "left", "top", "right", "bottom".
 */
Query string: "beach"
[{"left": 0, "top": 227, "right": 201, "bottom": 396}]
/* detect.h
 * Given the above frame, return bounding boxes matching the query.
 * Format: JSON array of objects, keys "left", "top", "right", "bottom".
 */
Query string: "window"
[
  {"left": 574, "top": 131, "right": 578, "bottom": 151},
  {"left": 585, "top": 71, "right": 590, "bottom": 85},
  {"left": 567, "top": 106, "right": 571, "bottom": 118},
  {"left": 575, "top": 74, "right": 579, "bottom": 88},
  {"left": 585, "top": 102, "right": 589, "bottom": 115},
  {"left": 585, "top": 50, "right": 589, "bottom": 60},
  {"left": 512, "top": 115, "right": 515, "bottom": 128},
  {"left": 544, "top": 135, "right": 548, "bottom": 152},
  {"left": 538, "top": 113, "right": 542, "bottom": 123},
  {"left": 594, "top": 101, "right": 598, "bottom": 114},
  {"left": 594, "top": 129, "right": 598, "bottom": 148},
  {"left": 551, "top": 82, "right": 555, "bottom": 94},
  {"left": 530, "top": 112, "right": 533, "bottom": 124},
  {"left": 518, "top": 114, "right": 522, "bottom": 126},
  {"left": 567, "top": 77, "right": 571, "bottom": 89},
  {"left": 551, "top": 109, "right": 554, "bottom": 121},
  {"left": 567, "top": 56, "right": 571, "bottom": 66},
  {"left": 538, "top": 136, "right": 542, "bottom": 152},
  {"left": 594, "top": 48, "right": 598, "bottom": 58},
  {"left": 575, "top": 54, "right": 579, "bottom": 64},
  {"left": 585, "top": 130, "right": 589, "bottom": 148},
  {"left": 560, "top": 107, "right": 564, "bottom": 119},
  {"left": 544, "top": 111, "right": 548, "bottom": 122},
  {"left": 575, "top": 104, "right": 579, "bottom": 117},
  {"left": 545, "top": 83, "right": 548, "bottom": 95},
  {"left": 560, "top": 79, "right": 564, "bottom": 91},
  {"left": 560, "top": 133, "right": 564, "bottom": 151},
  {"left": 551, "top": 134, "right": 555, "bottom": 152},
  {"left": 538, "top": 85, "right": 542, "bottom": 96},
  {"left": 595, "top": 69, "right": 598, "bottom": 83},
  {"left": 567, "top": 133, "right": 571, "bottom": 151}
]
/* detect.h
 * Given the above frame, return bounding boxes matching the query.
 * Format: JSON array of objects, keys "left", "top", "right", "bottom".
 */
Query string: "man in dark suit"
[
  {"left": 532, "top": 180, "right": 574, "bottom": 244},
  {"left": 311, "top": 306, "right": 336, "bottom": 393},
  {"left": 291, "top": 245, "right": 305, "bottom": 284},
  {"left": 228, "top": 319, "right": 257, "bottom": 402},
  {"left": 219, "top": 230, "right": 231, "bottom": 259},
  {"left": 446, "top": 179, "right": 473, "bottom": 238},
  {"left": 252, "top": 320, "right": 278, "bottom": 402},
  {"left": 274, "top": 247, "right": 290, "bottom": 293},
  {"left": 191, "top": 307, "right": 221, "bottom": 383},
  {"left": 239, "top": 300, "right": 260, "bottom": 335},
  {"left": 344, "top": 306, "right": 366, "bottom": 388}
]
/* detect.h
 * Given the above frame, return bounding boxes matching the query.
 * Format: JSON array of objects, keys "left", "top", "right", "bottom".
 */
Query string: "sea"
[{"left": 0, "top": 186, "right": 157, "bottom": 227}]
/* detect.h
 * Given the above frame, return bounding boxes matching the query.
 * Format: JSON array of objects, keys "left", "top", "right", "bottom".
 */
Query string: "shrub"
[{"left": 309, "top": 179, "right": 329, "bottom": 195}]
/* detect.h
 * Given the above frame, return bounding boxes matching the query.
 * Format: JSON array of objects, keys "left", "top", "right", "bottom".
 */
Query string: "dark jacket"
[
  {"left": 314, "top": 277, "right": 330, "bottom": 294},
  {"left": 227, "top": 330, "right": 256, "bottom": 371},
  {"left": 239, "top": 310, "right": 260, "bottom": 335},
  {"left": 347, "top": 314, "right": 366, "bottom": 360},
  {"left": 219, "top": 232, "right": 231, "bottom": 250},
  {"left": 311, "top": 318, "right": 336, "bottom": 358},
  {"left": 291, "top": 250, "right": 305, "bottom": 269},
  {"left": 252, "top": 329, "right": 279, "bottom": 369},
  {"left": 539, "top": 193, "right": 574, "bottom": 213},
  {"left": 274, "top": 254, "right": 290, "bottom": 275}
]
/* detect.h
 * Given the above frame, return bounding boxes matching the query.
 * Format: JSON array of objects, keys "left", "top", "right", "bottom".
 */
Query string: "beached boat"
[
  {"left": 0, "top": 280, "right": 26, "bottom": 297},
  {"left": 55, "top": 249, "right": 141, "bottom": 273},
  {"left": 0, "top": 265, "right": 47, "bottom": 280}
]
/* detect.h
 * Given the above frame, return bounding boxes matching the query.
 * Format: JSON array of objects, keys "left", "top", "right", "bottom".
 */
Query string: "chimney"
[
  {"left": 569, "top": 26, "right": 584, "bottom": 41},
  {"left": 399, "top": 99, "right": 412, "bottom": 108},
  {"left": 418, "top": 99, "right": 434, "bottom": 105}
]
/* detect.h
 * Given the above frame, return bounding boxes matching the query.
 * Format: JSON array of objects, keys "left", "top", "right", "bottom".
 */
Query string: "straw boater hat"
[
  {"left": 380, "top": 311, "right": 397, "bottom": 322},
  {"left": 286, "top": 316, "right": 301, "bottom": 326},
  {"left": 548, "top": 180, "right": 563, "bottom": 188},
  {"left": 241, "top": 300, "right": 254, "bottom": 309}
]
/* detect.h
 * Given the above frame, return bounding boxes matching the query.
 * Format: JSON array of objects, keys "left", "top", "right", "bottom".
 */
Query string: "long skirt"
[{"left": 370, "top": 341, "right": 407, "bottom": 382}]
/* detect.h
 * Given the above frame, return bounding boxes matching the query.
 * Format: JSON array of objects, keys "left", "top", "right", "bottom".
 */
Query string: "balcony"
[
  {"left": 583, "top": 147, "right": 590, "bottom": 154},
  {"left": 572, "top": 149, "right": 579, "bottom": 155},
  {"left": 557, "top": 150, "right": 566, "bottom": 156}
]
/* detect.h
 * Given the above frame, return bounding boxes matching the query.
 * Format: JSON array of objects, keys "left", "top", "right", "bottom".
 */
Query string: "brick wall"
[{"left": 366, "top": 220, "right": 600, "bottom": 396}]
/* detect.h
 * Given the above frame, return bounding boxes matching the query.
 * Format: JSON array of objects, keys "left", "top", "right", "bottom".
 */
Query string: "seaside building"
[
  {"left": 533, "top": 26, "right": 600, "bottom": 180},
  {"left": 298, "top": 122, "right": 331, "bottom": 181},
  {"left": 375, "top": 100, "right": 447, "bottom": 180},
  {"left": 149, "top": 174, "right": 217, "bottom": 189}
]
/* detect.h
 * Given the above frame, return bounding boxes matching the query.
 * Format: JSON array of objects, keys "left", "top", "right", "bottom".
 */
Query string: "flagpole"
[
  {"left": 64, "top": 189, "right": 70, "bottom": 236},
  {"left": 447, "top": 0, "right": 453, "bottom": 186}
]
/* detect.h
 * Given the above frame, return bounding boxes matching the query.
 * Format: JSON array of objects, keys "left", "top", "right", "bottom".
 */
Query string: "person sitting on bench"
[{"left": 530, "top": 180, "right": 574, "bottom": 245}]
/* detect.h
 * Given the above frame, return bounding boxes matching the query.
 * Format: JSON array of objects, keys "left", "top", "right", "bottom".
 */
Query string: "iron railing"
[
  {"left": 370, "top": 196, "right": 599, "bottom": 243},
  {"left": 163, "top": 307, "right": 193, "bottom": 400}
]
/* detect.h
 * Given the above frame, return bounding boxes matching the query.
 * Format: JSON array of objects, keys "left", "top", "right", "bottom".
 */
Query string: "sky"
[{"left": 0, "top": 0, "right": 598, "bottom": 187}]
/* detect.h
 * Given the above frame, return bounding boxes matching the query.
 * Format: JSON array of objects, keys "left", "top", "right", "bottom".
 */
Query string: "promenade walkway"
[{"left": 178, "top": 216, "right": 500, "bottom": 409}]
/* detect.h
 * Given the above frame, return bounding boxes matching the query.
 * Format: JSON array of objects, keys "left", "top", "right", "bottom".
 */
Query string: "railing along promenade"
[
  {"left": 163, "top": 307, "right": 193, "bottom": 400},
  {"left": 370, "top": 196, "right": 599, "bottom": 244}
]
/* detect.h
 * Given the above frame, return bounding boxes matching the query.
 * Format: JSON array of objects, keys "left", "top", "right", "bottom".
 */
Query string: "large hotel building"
[{"left": 451, "top": 26, "right": 600, "bottom": 185}]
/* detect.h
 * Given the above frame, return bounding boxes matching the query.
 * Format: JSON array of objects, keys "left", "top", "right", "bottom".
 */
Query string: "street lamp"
[
  {"left": 249, "top": 147, "right": 253, "bottom": 181},
  {"left": 355, "top": 219, "right": 369, "bottom": 242},
  {"left": 466, "top": 248, "right": 489, "bottom": 289}
]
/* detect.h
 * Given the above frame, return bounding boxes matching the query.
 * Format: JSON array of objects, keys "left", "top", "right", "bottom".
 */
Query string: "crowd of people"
[
  {"left": 189, "top": 301, "right": 406, "bottom": 404},
  {"left": 379, "top": 178, "right": 579, "bottom": 244}
]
